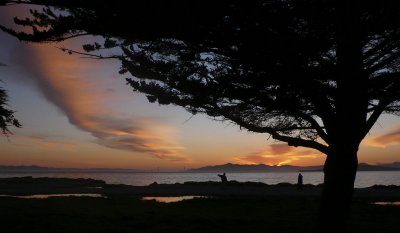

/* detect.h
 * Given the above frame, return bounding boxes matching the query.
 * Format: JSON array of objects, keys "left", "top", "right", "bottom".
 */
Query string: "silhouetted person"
[
  {"left": 218, "top": 173, "right": 228, "bottom": 183},
  {"left": 297, "top": 173, "right": 303, "bottom": 190}
]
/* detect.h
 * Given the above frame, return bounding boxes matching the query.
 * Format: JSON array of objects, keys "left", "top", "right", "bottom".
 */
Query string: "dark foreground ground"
[{"left": 0, "top": 177, "right": 399, "bottom": 233}]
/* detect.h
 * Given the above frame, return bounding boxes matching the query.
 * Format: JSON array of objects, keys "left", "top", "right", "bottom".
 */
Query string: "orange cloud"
[
  {"left": 235, "top": 143, "right": 323, "bottom": 166},
  {"left": 17, "top": 134, "right": 77, "bottom": 150},
  {"left": 12, "top": 40, "right": 187, "bottom": 161},
  {"left": 270, "top": 143, "right": 293, "bottom": 155},
  {"left": 366, "top": 125, "right": 400, "bottom": 148}
]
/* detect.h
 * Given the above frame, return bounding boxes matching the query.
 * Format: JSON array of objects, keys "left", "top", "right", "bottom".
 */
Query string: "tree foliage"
[
  {"left": 2, "top": 0, "right": 400, "bottom": 154},
  {"left": 0, "top": 82, "right": 21, "bottom": 135}
]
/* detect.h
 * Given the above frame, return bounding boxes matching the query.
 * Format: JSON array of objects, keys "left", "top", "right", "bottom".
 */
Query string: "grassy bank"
[{"left": 1, "top": 195, "right": 399, "bottom": 233}]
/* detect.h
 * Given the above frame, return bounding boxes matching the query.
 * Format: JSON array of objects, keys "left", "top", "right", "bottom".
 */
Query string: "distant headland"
[
  {"left": 1, "top": 162, "right": 400, "bottom": 173},
  {"left": 187, "top": 162, "right": 400, "bottom": 173}
]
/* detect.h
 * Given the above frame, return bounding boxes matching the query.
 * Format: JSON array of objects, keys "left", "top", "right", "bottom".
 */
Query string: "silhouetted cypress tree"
[{"left": 2, "top": 0, "right": 400, "bottom": 231}]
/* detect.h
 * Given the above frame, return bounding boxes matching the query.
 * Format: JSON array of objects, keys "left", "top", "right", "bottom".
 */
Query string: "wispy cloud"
[
  {"left": 11, "top": 133, "right": 77, "bottom": 150},
  {"left": 366, "top": 125, "right": 400, "bottom": 148},
  {"left": 235, "top": 143, "right": 322, "bottom": 166},
  {"left": 269, "top": 143, "right": 293, "bottom": 155},
  {"left": 11, "top": 41, "right": 187, "bottom": 161}
]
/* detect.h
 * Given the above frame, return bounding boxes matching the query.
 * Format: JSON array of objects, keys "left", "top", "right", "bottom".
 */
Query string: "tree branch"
[
  {"left": 366, "top": 49, "right": 400, "bottom": 73},
  {"left": 212, "top": 106, "right": 329, "bottom": 154},
  {"left": 0, "top": 0, "right": 30, "bottom": 6},
  {"left": 363, "top": 30, "right": 400, "bottom": 60},
  {"left": 293, "top": 110, "right": 330, "bottom": 144},
  {"left": 362, "top": 98, "right": 390, "bottom": 139},
  {"left": 368, "top": 72, "right": 400, "bottom": 100},
  {"left": 55, "top": 47, "right": 124, "bottom": 59},
  {"left": 0, "top": 24, "right": 89, "bottom": 43}
]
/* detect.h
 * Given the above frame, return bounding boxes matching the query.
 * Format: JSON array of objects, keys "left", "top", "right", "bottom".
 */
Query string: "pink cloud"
[
  {"left": 269, "top": 143, "right": 293, "bottom": 155},
  {"left": 11, "top": 133, "right": 77, "bottom": 150},
  {"left": 11, "top": 40, "right": 187, "bottom": 161},
  {"left": 367, "top": 126, "right": 400, "bottom": 148}
]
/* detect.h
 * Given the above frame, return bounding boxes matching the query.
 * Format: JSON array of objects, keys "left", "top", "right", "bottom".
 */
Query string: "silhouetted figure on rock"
[
  {"left": 297, "top": 173, "right": 303, "bottom": 190},
  {"left": 218, "top": 173, "right": 228, "bottom": 183}
]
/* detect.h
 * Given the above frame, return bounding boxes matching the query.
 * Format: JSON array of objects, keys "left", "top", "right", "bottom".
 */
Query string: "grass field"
[{"left": 1, "top": 195, "right": 399, "bottom": 233}]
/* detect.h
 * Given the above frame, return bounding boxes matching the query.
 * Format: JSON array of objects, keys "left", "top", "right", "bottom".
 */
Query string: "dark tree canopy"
[
  {"left": 1, "top": 1, "right": 400, "bottom": 231},
  {"left": 2, "top": 0, "right": 400, "bottom": 154}
]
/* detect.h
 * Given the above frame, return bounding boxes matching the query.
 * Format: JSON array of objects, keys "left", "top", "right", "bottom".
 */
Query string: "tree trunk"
[{"left": 317, "top": 146, "right": 358, "bottom": 233}]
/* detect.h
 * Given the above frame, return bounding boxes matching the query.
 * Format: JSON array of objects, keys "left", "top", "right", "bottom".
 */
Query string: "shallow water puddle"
[
  {"left": 142, "top": 196, "right": 208, "bottom": 203},
  {"left": 373, "top": 201, "right": 400, "bottom": 206},
  {"left": 0, "top": 193, "right": 104, "bottom": 199}
]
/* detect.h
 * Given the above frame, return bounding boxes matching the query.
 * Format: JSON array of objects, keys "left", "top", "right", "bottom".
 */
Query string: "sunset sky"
[{"left": 1, "top": 6, "right": 400, "bottom": 170}]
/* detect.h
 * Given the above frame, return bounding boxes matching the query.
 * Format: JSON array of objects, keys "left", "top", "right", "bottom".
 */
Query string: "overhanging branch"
[
  {"left": 363, "top": 98, "right": 390, "bottom": 139},
  {"left": 366, "top": 50, "right": 400, "bottom": 73},
  {"left": 56, "top": 47, "right": 124, "bottom": 59},
  {"left": 293, "top": 110, "right": 330, "bottom": 144},
  {"left": 211, "top": 106, "right": 329, "bottom": 154}
]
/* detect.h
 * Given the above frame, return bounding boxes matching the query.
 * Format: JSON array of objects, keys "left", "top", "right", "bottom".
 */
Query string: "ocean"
[{"left": 1, "top": 171, "right": 400, "bottom": 188}]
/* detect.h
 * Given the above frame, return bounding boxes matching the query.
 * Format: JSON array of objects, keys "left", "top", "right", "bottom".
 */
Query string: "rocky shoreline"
[{"left": 1, "top": 176, "right": 399, "bottom": 200}]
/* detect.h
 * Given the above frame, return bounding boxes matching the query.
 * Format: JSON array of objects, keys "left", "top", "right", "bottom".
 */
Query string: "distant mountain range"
[
  {"left": 1, "top": 162, "right": 400, "bottom": 173},
  {"left": 379, "top": 162, "right": 400, "bottom": 169},
  {"left": 187, "top": 162, "right": 400, "bottom": 173}
]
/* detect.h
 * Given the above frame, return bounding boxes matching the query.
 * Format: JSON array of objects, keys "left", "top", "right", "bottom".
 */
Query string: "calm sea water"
[{"left": 1, "top": 171, "right": 400, "bottom": 188}]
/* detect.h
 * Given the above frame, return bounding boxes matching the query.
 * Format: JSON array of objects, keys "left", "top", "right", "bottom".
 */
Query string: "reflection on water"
[
  {"left": 373, "top": 201, "right": 400, "bottom": 206},
  {"left": 142, "top": 196, "right": 208, "bottom": 203},
  {"left": 0, "top": 193, "right": 103, "bottom": 199}
]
